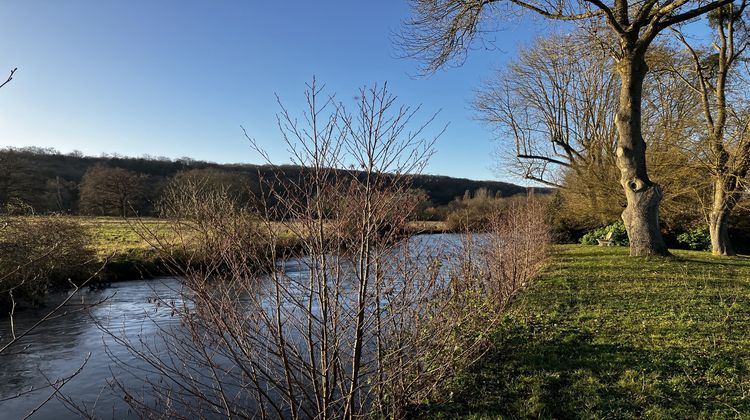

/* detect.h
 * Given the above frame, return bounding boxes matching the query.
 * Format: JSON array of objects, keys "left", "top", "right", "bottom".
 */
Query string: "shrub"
[
  {"left": 580, "top": 220, "right": 629, "bottom": 246},
  {"left": 0, "top": 216, "right": 96, "bottom": 311},
  {"left": 108, "top": 82, "right": 550, "bottom": 419},
  {"left": 676, "top": 225, "right": 711, "bottom": 251},
  {"left": 444, "top": 188, "right": 506, "bottom": 231}
]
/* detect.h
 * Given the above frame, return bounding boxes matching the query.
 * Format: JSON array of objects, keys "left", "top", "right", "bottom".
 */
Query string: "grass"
[
  {"left": 424, "top": 245, "right": 750, "bottom": 418},
  {"left": 77, "top": 217, "right": 175, "bottom": 256},
  {"left": 73, "top": 217, "right": 448, "bottom": 258},
  {"left": 71, "top": 216, "right": 447, "bottom": 280}
]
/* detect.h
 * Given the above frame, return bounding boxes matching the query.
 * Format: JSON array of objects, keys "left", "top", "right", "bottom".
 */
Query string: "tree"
[
  {"left": 162, "top": 167, "right": 256, "bottom": 210},
  {"left": 43, "top": 176, "right": 78, "bottom": 213},
  {"left": 79, "top": 165, "right": 147, "bottom": 216},
  {"left": 672, "top": 0, "right": 750, "bottom": 255},
  {"left": 0, "top": 149, "right": 50, "bottom": 212},
  {"left": 475, "top": 31, "right": 708, "bottom": 230},
  {"left": 474, "top": 32, "right": 621, "bottom": 224},
  {"left": 400, "top": 0, "right": 737, "bottom": 255}
]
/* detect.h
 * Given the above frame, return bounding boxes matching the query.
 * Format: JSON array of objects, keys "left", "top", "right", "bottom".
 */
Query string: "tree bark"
[
  {"left": 709, "top": 178, "right": 736, "bottom": 256},
  {"left": 614, "top": 52, "right": 669, "bottom": 256}
]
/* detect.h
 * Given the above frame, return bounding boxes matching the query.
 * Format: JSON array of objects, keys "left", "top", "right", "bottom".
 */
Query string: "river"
[{"left": 0, "top": 233, "right": 474, "bottom": 419}]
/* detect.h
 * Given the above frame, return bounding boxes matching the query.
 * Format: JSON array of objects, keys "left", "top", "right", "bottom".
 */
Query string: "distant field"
[
  {"left": 76, "top": 217, "right": 175, "bottom": 256},
  {"left": 69, "top": 217, "right": 448, "bottom": 258},
  {"left": 424, "top": 245, "right": 750, "bottom": 418}
]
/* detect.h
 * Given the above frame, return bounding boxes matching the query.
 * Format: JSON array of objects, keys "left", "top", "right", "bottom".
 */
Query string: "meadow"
[{"left": 425, "top": 245, "right": 750, "bottom": 418}]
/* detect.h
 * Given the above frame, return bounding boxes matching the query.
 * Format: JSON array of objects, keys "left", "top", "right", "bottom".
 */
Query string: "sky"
[{"left": 0, "top": 1, "right": 557, "bottom": 182}]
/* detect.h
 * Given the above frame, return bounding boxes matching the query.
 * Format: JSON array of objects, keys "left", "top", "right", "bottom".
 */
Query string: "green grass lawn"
[{"left": 425, "top": 245, "right": 750, "bottom": 419}]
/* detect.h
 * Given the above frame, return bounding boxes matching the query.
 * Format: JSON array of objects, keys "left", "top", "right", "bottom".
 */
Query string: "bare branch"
[{"left": 0, "top": 67, "right": 16, "bottom": 89}]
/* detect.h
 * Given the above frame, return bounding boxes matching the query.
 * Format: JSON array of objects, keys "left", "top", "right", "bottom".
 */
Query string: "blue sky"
[{"left": 0, "top": 1, "right": 552, "bottom": 182}]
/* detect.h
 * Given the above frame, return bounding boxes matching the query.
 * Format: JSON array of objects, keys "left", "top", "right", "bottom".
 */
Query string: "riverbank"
[
  {"left": 423, "top": 245, "right": 750, "bottom": 418},
  {"left": 83, "top": 217, "right": 449, "bottom": 281}
]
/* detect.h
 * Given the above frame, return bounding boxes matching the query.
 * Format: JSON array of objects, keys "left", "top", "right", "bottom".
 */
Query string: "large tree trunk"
[
  {"left": 709, "top": 177, "right": 735, "bottom": 256},
  {"left": 614, "top": 52, "right": 669, "bottom": 256}
]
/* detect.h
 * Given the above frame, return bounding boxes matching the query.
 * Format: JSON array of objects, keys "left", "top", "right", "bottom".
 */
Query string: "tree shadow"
[
  {"left": 417, "top": 322, "right": 749, "bottom": 418},
  {"left": 672, "top": 254, "right": 750, "bottom": 269}
]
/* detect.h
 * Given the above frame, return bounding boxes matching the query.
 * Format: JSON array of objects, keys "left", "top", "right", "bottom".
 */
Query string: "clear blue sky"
[{"left": 1, "top": 2, "right": 557, "bottom": 181}]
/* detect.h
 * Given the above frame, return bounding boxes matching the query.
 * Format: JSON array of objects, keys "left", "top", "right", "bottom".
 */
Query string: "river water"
[
  {"left": 0, "top": 233, "right": 473, "bottom": 419},
  {"left": 0, "top": 278, "right": 185, "bottom": 419}
]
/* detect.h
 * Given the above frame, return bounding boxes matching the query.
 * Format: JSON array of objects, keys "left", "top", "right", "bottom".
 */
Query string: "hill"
[{"left": 0, "top": 146, "right": 547, "bottom": 215}]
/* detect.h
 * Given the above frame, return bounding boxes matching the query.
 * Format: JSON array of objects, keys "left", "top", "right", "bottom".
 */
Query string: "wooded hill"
[{"left": 0, "top": 147, "right": 545, "bottom": 216}]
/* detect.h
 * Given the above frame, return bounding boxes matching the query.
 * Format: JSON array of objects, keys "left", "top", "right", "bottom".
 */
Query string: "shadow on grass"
[
  {"left": 673, "top": 255, "right": 750, "bottom": 269},
  {"left": 417, "top": 321, "right": 748, "bottom": 419}
]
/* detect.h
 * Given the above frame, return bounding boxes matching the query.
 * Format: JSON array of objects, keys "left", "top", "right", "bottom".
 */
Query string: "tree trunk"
[
  {"left": 614, "top": 52, "right": 669, "bottom": 256},
  {"left": 709, "top": 178, "right": 735, "bottom": 256}
]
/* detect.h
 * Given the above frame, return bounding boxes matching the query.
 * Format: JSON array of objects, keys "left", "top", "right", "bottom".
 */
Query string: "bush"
[
  {"left": 676, "top": 225, "right": 711, "bottom": 251},
  {"left": 580, "top": 220, "right": 629, "bottom": 246},
  {"left": 0, "top": 216, "right": 96, "bottom": 311},
  {"left": 543, "top": 192, "right": 584, "bottom": 244},
  {"left": 444, "top": 188, "right": 506, "bottom": 231}
]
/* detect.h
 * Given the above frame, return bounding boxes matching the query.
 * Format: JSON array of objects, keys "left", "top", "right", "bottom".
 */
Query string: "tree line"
[{"left": 0, "top": 146, "right": 537, "bottom": 217}]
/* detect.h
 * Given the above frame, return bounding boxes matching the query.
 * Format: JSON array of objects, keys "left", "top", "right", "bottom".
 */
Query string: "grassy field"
[
  {"left": 76, "top": 217, "right": 175, "bottom": 257},
  {"left": 74, "top": 217, "right": 448, "bottom": 258},
  {"left": 425, "top": 245, "right": 750, "bottom": 418}
]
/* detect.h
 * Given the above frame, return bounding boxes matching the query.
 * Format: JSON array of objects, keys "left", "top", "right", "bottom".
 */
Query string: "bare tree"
[
  {"left": 399, "top": 0, "right": 737, "bottom": 255},
  {"left": 79, "top": 164, "right": 147, "bottom": 217},
  {"left": 475, "top": 31, "right": 707, "bottom": 229},
  {"left": 672, "top": 0, "right": 750, "bottom": 255},
  {"left": 474, "top": 32, "right": 621, "bottom": 223},
  {"left": 105, "top": 80, "right": 551, "bottom": 419}
]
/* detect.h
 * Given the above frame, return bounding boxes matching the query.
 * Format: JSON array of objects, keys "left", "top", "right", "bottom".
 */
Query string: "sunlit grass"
[
  {"left": 78, "top": 217, "right": 174, "bottom": 257},
  {"left": 68, "top": 217, "right": 448, "bottom": 259},
  {"left": 424, "top": 245, "right": 750, "bottom": 418}
]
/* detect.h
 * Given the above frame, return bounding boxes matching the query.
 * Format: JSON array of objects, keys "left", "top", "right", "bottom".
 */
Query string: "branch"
[
  {"left": 0, "top": 67, "right": 16, "bottom": 89},
  {"left": 523, "top": 173, "right": 565, "bottom": 188},
  {"left": 584, "top": 0, "right": 626, "bottom": 33},
  {"left": 517, "top": 153, "right": 572, "bottom": 167},
  {"left": 658, "top": 0, "right": 735, "bottom": 28},
  {"left": 509, "top": 0, "right": 605, "bottom": 20}
]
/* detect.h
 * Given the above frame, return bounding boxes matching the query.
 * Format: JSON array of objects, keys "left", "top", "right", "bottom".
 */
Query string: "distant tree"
[
  {"left": 672, "top": 0, "right": 750, "bottom": 255},
  {"left": 79, "top": 165, "right": 147, "bottom": 216},
  {"left": 43, "top": 176, "right": 78, "bottom": 213},
  {"left": 0, "top": 149, "right": 48, "bottom": 212},
  {"left": 159, "top": 168, "right": 255, "bottom": 217},
  {"left": 0, "top": 147, "right": 535, "bottom": 217},
  {"left": 400, "top": 0, "right": 738, "bottom": 256}
]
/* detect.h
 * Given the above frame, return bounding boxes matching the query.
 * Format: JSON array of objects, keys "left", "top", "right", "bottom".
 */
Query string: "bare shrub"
[
  {"left": 155, "top": 176, "right": 266, "bottom": 270},
  {"left": 106, "top": 81, "right": 550, "bottom": 419},
  {"left": 483, "top": 196, "right": 550, "bottom": 302},
  {"left": 0, "top": 215, "right": 97, "bottom": 311}
]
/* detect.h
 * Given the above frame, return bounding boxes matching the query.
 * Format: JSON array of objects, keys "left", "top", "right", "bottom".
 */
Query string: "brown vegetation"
[{"left": 99, "top": 81, "right": 551, "bottom": 419}]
